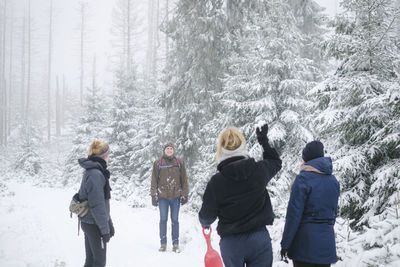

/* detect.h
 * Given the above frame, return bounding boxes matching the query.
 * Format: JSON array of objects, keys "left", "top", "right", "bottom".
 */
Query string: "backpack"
[
  {"left": 69, "top": 193, "right": 89, "bottom": 218},
  {"left": 158, "top": 157, "right": 183, "bottom": 186}
]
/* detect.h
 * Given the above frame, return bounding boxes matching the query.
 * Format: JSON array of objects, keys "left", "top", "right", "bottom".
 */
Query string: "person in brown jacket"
[{"left": 150, "top": 142, "right": 189, "bottom": 252}]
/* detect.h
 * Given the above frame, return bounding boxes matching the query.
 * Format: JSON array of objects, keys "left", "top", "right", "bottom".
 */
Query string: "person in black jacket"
[
  {"left": 199, "top": 125, "right": 282, "bottom": 267},
  {"left": 78, "top": 140, "right": 114, "bottom": 267}
]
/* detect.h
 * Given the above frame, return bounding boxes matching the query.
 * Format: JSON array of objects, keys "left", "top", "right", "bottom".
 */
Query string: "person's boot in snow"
[
  {"left": 172, "top": 244, "right": 180, "bottom": 253},
  {"left": 159, "top": 244, "right": 167, "bottom": 252}
]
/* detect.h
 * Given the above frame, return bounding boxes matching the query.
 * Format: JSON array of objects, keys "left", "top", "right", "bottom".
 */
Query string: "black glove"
[
  {"left": 102, "top": 233, "right": 111, "bottom": 244},
  {"left": 180, "top": 196, "right": 188, "bottom": 205},
  {"left": 256, "top": 124, "right": 269, "bottom": 146},
  {"left": 280, "top": 248, "right": 288, "bottom": 263},
  {"left": 109, "top": 220, "right": 115, "bottom": 238},
  {"left": 152, "top": 195, "right": 158, "bottom": 207}
]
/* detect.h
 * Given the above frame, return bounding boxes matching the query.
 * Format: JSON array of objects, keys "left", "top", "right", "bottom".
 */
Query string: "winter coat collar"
[
  {"left": 301, "top": 157, "right": 333, "bottom": 175},
  {"left": 218, "top": 143, "right": 249, "bottom": 164},
  {"left": 79, "top": 156, "right": 112, "bottom": 200}
]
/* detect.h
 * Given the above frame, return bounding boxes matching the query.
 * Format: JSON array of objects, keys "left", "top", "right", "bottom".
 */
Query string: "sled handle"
[
  {"left": 202, "top": 226, "right": 213, "bottom": 250},
  {"left": 202, "top": 226, "right": 212, "bottom": 238}
]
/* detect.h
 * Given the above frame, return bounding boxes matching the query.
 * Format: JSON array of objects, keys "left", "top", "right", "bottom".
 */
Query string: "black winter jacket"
[{"left": 199, "top": 144, "right": 282, "bottom": 237}]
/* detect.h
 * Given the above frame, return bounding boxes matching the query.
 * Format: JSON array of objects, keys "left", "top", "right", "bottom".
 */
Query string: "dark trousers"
[
  {"left": 293, "top": 261, "right": 330, "bottom": 267},
  {"left": 219, "top": 228, "right": 272, "bottom": 267},
  {"left": 81, "top": 222, "right": 107, "bottom": 267}
]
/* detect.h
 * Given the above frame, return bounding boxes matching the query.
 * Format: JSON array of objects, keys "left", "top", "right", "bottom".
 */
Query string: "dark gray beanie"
[{"left": 302, "top": 141, "right": 324, "bottom": 162}]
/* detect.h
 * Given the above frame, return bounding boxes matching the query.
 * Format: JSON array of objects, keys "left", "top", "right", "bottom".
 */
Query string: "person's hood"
[
  {"left": 217, "top": 156, "right": 256, "bottom": 181},
  {"left": 78, "top": 157, "right": 105, "bottom": 171},
  {"left": 302, "top": 157, "right": 333, "bottom": 175}
]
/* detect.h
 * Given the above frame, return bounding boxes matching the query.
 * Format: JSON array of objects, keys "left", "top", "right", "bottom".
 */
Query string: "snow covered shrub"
[{"left": 13, "top": 125, "right": 42, "bottom": 176}]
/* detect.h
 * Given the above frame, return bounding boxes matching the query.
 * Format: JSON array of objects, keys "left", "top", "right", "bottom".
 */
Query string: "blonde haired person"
[
  {"left": 78, "top": 140, "right": 114, "bottom": 267},
  {"left": 199, "top": 125, "right": 282, "bottom": 267}
]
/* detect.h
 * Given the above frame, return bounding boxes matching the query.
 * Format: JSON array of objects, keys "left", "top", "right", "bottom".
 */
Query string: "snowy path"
[{"left": 0, "top": 182, "right": 215, "bottom": 267}]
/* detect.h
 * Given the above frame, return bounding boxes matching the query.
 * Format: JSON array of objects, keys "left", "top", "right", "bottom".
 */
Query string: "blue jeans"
[
  {"left": 219, "top": 227, "right": 272, "bottom": 267},
  {"left": 159, "top": 198, "right": 180, "bottom": 245}
]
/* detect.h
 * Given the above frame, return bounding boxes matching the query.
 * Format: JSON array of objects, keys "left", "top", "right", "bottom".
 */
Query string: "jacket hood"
[
  {"left": 303, "top": 157, "right": 333, "bottom": 175},
  {"left": 217, "top": 156, "right": 256, "bottom": 181},
  {"left": 78, "top": 158, "right": 105, "bottom": 171}
]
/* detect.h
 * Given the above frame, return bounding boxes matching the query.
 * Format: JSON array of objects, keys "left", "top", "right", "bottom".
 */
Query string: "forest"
[{"left": 0, "top": 0, "right": 399, "bottom": 266}]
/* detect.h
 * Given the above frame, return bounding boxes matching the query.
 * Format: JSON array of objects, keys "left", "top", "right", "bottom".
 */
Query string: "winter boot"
[
  {"left": 172, "top": 244, "right": 180, "bottom": 253},
  {"left": 159, "top": 244, "right": 167, "bottom": 252}
]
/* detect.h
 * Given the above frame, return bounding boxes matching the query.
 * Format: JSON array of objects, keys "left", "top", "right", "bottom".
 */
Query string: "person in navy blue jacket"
[
  {"left": 199, "top": 125, "right": 282, "bottom": 267},
  {"left": 280, "top": 141, "right": 340, "bottom": 267}
]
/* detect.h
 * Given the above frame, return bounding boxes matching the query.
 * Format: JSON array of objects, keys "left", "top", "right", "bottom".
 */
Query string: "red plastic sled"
[{"left": 203, "top": 226, "right": 224, "bottom": 267}]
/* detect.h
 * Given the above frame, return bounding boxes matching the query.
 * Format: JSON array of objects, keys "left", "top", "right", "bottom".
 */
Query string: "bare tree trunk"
[
  {"left": 3, "top": 79, "right": 7, "bottom": 145},
  {"left": 56, "top": 75, "right": 60, "bottom": 136},
  {"left": 152, "top": 0, "right": 160, "bottom": 83},
  {"left": 146, "top": 0, "right": 155, "bottom": 83},
  {"left": 165, "top": 0, "right": 169, "bottom": 63},
  {"left": 79, "top": 2, "right": 87, "bottom": 106},
  {"left": 92, "top": 55, "right": 96, "bottom": 93},
  {"left": 62, "top": 74, "right": 66, "bottom": 128},
  {"left": 20, "top": 5, "right": 26, "bottom": 119},
  {"left": 47, "top": 0, "right": 53, "bottom": 141},
  {"left": 126, "top": 0, "right": 131, "bottom": 72},
  {"left": 25, "top": 0, "right": 31, "bottom": 122},
  {"left": 7, "top": 2, "right": 13, "bottom": 136},
  {"left": 1, "top": 0, "right": 7, "bottom": 145}
]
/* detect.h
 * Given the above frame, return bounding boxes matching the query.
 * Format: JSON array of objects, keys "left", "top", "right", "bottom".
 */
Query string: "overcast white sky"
[{"left": 6, "top": 0, "right": 341, "bottom": 99}]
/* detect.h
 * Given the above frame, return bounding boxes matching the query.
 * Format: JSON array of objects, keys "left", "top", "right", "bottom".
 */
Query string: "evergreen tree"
[
  {"left": 63, "top": 86, "right": 108, "bottom": 186},
  {"left": 161, "top": 0, "right": 228, "bottom": 168},
  {"left": 215, "top": 0, "right": 324, "bottom": 214},
  {"left": 290, "top": 0, "right": 328, "bottom": 68},
  {"left": 124, "top": 95, "right": 166, "bottom": 206},
  {"left": 313, "top": 0, "right": 400, "bottom": 228},
  {"left": 108, "top": 70, "right": 137, "bottom": 188},
  {"left": 14, "top": 124, "right": 42, "bottom": 177}
]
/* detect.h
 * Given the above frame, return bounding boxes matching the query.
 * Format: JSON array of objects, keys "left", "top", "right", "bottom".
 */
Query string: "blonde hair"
[
  {"left": 216, "top": 127, "right": 247, "bottom": 161},
  {"left": 88, "top": 140, "right": 109, "bottom": 156}
]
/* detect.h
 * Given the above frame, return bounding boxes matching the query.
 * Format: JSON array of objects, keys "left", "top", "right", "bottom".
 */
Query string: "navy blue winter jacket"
[
  {"left": 199, "top": 144, "right": 282, "bottom": 237},
  {"left": 78, "top": 158, "right": 112, "bottom": 236},
  {"left": 281, "top": 157, "right": 340, "bottom": 264}
]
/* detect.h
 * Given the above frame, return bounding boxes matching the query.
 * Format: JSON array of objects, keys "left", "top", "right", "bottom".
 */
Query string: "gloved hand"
[
  {"left": 256, "top": 124, "right": 269, "bottom": 146},
  {"left": 109, "top": 220, "right": 115, "bottom": 238},
  {"left": 180, "top": 196, "right": 188, "bottom": 205},
  {"left": 152, "top": 195, "right": 158, "bottom": 207},
  {"left": 102, "top": 233, "right": 111, "bottom": 243},
  {"left": 280, "top": 248, "right": 288, "bottom": 263}
]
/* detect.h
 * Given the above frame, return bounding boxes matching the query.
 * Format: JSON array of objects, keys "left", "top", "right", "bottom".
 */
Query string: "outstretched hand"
[{"left": 256, "top": 124, "right": 269, "bottom": 145}]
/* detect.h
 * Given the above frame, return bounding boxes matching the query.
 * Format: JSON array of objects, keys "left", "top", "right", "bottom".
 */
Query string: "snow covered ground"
[
  {"left": 1, "top": 181, "right": 400, "bottom": 267},
  {"left": 0, "top": 182, "right": 213, "bottom": 267}
]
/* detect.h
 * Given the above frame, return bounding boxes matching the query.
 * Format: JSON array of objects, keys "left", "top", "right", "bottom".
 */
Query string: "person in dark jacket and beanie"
[
  {"left": 280, "top": 141, "right": 340, "bottom": 267},
  {"left": 150, "top": 142, "right": 189, "bottom": 252},
  {"left": 78, "top": 140, "right": 114, "bottom": 267},
  {"left": 199, "top": 125, "right": 282, "bottom": 267}
]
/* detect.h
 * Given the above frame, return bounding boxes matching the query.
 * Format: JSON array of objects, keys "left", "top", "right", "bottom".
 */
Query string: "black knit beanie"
[{"left": 302, "top": 141, "right": 324, "bottom": 162}]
